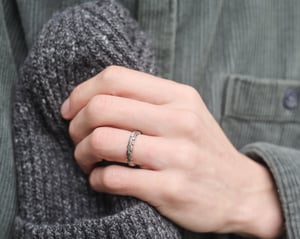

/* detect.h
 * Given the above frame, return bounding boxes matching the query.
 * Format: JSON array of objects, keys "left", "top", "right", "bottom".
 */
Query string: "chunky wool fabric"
[{"left": 13, "top": 0, "right": 182, "bottom": 238}]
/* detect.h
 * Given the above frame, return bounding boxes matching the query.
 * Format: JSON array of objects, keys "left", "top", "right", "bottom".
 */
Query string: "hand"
[{"left": 61, "top": 66, "right": 283, "bottom": 238}]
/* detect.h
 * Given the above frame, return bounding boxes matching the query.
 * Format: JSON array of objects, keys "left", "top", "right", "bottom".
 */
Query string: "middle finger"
[{"left": 69, "top": 94, "right": 177, "bottom": 144}]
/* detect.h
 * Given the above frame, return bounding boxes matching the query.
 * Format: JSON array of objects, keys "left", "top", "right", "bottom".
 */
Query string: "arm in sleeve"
[{"left": 241, "top": 142, "right": 300, "bottom": 239}]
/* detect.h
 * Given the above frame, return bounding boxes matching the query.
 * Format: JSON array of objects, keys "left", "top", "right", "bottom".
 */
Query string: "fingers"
[
  {"left": 75, "top": 127, "right": 172, "bottom": 173},
  {"left": 69, "top": 94, "right": 177, "bottom": 144},
  {"left": 89, "top": 165, "right": 161, "bottom": 205},
  {"left": 61, "top": 65, "right": 181, "bottom": 119}
]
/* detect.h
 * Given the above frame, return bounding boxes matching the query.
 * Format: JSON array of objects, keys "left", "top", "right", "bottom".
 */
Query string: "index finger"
[{"left": 61, "top": 65, "right": 180, "bottom": 119}]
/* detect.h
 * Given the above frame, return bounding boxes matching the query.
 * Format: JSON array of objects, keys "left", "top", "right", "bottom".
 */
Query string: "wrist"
[{"left": 229, "top": 153, "right": 284, "bottom": 238}]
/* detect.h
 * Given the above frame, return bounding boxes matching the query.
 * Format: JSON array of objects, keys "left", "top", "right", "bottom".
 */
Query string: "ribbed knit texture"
[{"left": 13, "top": 0, "right": 181, "bottom": 238}]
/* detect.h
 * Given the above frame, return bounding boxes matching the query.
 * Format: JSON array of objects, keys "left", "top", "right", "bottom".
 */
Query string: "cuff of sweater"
[
  {"left": 241, "top": 142, "right": 300, "bottom": 239},
  {"left": 14, "top": 201, "right": 182, "bottom": 238}
]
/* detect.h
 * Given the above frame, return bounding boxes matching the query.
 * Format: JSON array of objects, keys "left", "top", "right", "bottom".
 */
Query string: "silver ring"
[{"left": 126, "top": 130, "right": 141, "bottom": 167}]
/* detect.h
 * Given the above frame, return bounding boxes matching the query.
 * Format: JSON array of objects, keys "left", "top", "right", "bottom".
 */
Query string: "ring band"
[{"left": 126, "top": 130, "right": 141, "bottom": 167}]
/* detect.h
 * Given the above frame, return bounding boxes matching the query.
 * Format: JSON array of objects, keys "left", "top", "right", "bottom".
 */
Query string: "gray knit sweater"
[{"left": 13, "top": 0, "right": 182, "bottom": 238}]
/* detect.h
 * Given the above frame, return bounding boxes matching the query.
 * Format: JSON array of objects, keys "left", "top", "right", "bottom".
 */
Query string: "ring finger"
[{"left": 74, "top": 127, "right": 173, "bottom": 173}]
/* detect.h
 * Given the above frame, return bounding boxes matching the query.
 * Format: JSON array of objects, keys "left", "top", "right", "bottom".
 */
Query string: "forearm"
[
  {"left": 238, "top": 142, "right": 300, "bottom": 239},
  {"left": 229, "top": 153, "right": 283, "bottom": 238}
]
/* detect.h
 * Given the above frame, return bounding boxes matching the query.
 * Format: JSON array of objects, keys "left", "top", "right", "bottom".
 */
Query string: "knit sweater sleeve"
[
  {"left": 241, "top": 143, "right": 300, "bottom": 239},
  {"left": 13, "top": 1, "right": 181, "bottom": 238}
]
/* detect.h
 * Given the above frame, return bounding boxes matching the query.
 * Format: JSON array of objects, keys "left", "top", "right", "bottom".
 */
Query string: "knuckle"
[
  {"left": 90, "top": 127, "right": 108, "bottom": 154},
  {"left": 89, "top": 95, "right": 113, "bottom": 115},
  {"left": 183, "top": 85, "right": 199, "bottom": 99},
  {"left": 74, "top": 145, "right": 92, "bottom": 174},
  {"left": 181, "top": 84, "right": 205, "bottom": 107},
  {"left": 101, "top": 168, "right": 114, "bottom": 190},
  {"left": 186, "top": 112, "right": 201, "bottom": 130},
  {"left": 69, "top": 85, "right": 83, "bottom": 108},
  {"left": 68, "top": 121, "right": 77, "bottom": 142},
  {"left": 177, "top": 111, "right": 201, "bottom": 138},
  {"left": 84, "top": 95, "right": 113, "bottom": 124},
  {"left": 101, "top": 167, "right": 125, "bottom": 192},
  {"left": 101, "top": 65, "right": 119, "bottom": 81},
  {"left": 73, "top": 146, "right": 81, "bottom": 162},
  {"left": 69, "top": 121, "right": 75, "bottom": 141},
  {"left": 176, "top": 141, "right": 194, "bottom": 160},
  {"left": 85, "top": 96, "right": 100, "bottom": 120},
  {"left": 161, "top": 178, "right": 182, "bottom": 204},
  {"left": 175, "top": 143, "right": 198, "bottom": 168},
  {"left": 89, "top": 168, "right": 101, "bottom": 190},
  {"left": 175, "top": 144, "right": 189, "bottom": 162}
]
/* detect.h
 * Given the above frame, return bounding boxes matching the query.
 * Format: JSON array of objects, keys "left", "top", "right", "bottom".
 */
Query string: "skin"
[{"left": 61, "top": 66, "right": 283, "bottom": 238}]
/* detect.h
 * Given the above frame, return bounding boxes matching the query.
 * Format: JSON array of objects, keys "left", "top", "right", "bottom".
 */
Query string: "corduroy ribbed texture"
[
  {"left": 241, "top": 143, "right": 300, "bottom": 239},
  {"left": 0, "top": 0, "right": 27, "bottom": 237},
  {"left": 13, "top": 1, "right": 181, "bottom": 238},
  {"left": 137, "top": 0, "right": 177, "bottom": 79}
]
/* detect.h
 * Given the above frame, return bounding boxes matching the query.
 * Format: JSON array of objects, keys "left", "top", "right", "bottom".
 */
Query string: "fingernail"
[{"left": 61, "top": 98, "right": 70, "bottom": 117}]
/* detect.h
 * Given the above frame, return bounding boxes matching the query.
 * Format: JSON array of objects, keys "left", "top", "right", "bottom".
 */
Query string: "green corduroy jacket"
[{"left": 1, "top": 0, "right": 300, "bottom": 238}]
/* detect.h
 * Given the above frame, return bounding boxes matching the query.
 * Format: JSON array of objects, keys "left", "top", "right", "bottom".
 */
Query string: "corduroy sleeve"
[
  {"left": 0, "top": 0, "right": 27, "bottom": 238},
  {"left": 241, "top": 142, "right": 300, "bottom": 239},
  {"left": 0, "top": 9, "right": 17, "bottom": 239}
]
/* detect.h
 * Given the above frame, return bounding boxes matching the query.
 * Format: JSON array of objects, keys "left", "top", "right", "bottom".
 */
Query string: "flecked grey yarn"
[{"left": 13, "top": 0, "right": 182, "bottom": 238}]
